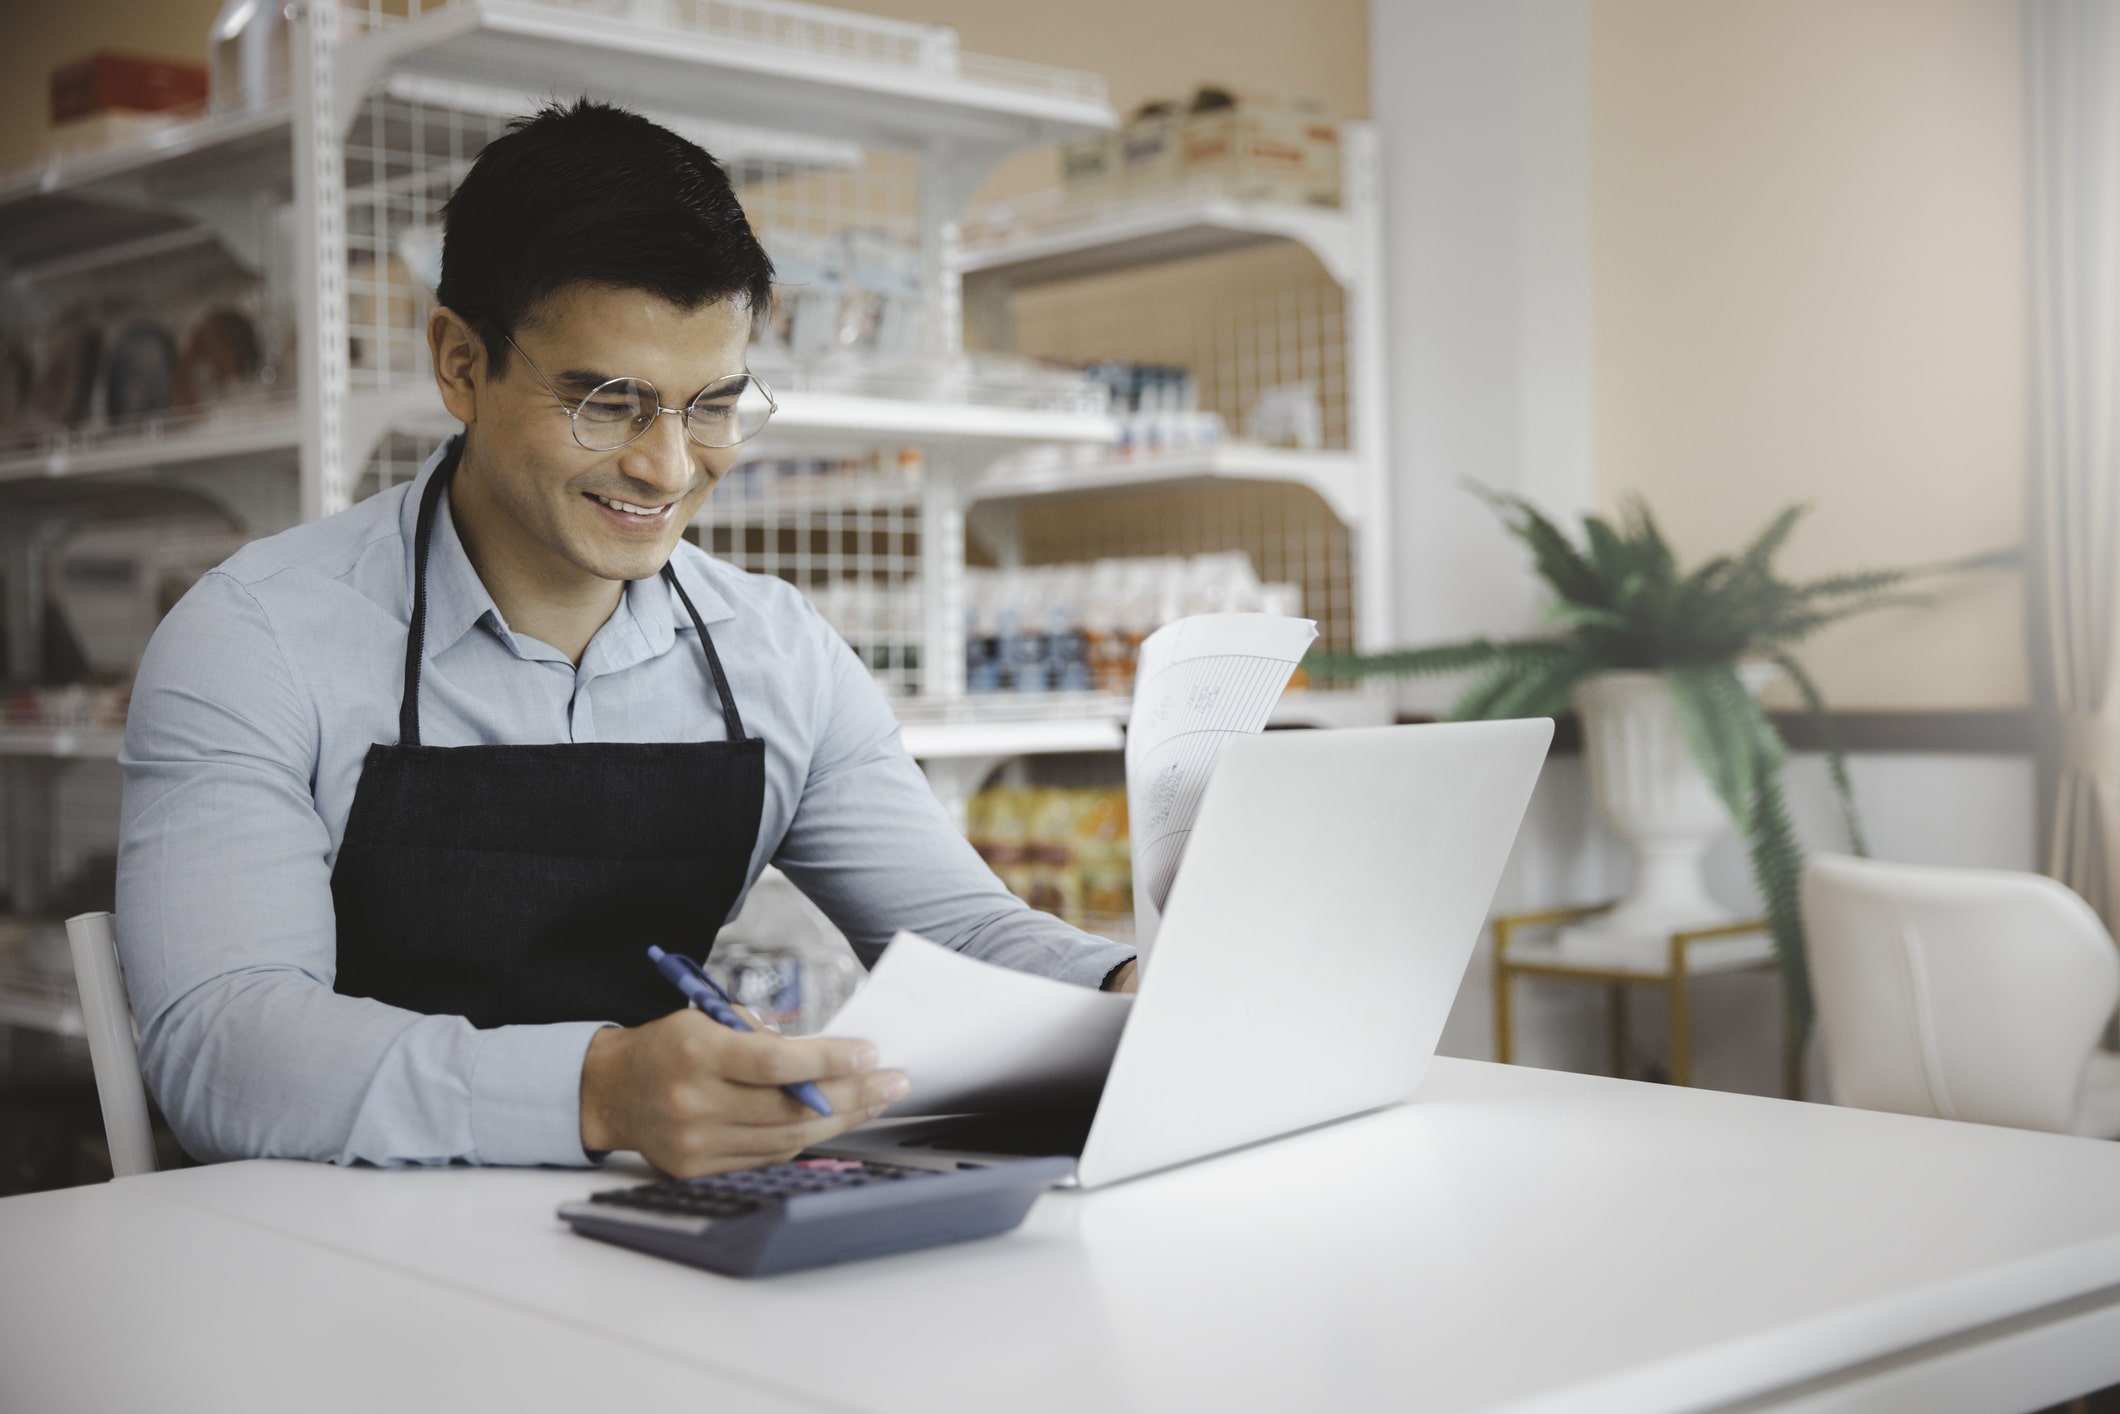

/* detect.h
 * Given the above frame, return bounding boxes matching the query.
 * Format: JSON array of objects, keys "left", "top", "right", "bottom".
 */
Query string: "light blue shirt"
[{"left": 117, "top": 440, "right": 1133, "bottom": 1168}]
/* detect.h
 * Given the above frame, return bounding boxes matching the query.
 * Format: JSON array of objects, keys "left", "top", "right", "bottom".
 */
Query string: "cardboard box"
[
  {"left": 1060, "top": 132, "right": 1118, "bottom": 207},
  {"left": 1117, "top": 101, "right": 1186, "bottom": 197},
  {"left": 1181, "top": 90, "right": 1341, "bottom": 206},
  {"left": 51, "top": 52, "right": 208, "bottom": 122}
]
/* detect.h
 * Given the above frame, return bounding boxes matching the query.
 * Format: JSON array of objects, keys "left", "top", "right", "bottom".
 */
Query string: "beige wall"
[
  {"left": 829, "top": 0, "right": 1369, "bottom": 201},
  {"left": 1592, "top": 0, "right": 2029, "bottom": 711}
]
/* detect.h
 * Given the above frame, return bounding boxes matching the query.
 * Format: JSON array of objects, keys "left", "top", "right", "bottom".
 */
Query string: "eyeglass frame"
[{"left": 495, "top": 328, "right": 777, "bottom": 452}]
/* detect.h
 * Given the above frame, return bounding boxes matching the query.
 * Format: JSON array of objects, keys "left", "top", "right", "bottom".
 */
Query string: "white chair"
[
  {"left": 64, "top": 911, "right": 158, "bottom": 1177},
  {"left": 1803, "top": 855, "right": 2120, "bottom": 1139}
]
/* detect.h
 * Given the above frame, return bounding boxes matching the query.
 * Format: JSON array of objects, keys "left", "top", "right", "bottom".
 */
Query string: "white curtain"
[{"left": 2029, "top": 0, "right": 2120, "bottom": 923}]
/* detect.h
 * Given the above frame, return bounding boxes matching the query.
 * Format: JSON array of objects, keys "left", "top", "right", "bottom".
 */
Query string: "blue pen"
[{"left": 646, "top": 945, "right": 834, "bottom": 1116}]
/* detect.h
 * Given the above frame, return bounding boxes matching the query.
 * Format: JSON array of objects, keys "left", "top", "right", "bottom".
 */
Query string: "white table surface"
[{"left": 6, "top": 1058, "right": 2120, "bottom": 1414}]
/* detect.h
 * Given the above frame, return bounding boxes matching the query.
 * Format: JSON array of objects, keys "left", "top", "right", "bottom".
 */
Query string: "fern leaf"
[
  {"left": 1482, "top": 652, "right": 1595, "bottom": 720},
  {"left": 1766, "top": 649, "right": 1868, "bottom": 856},
  {"left": 1471, "top": 485, "right": 1609, "bottom": 606},
  {"left": 1305, "top": 640, "right": 1504, "bottom": 684},
  {"left": 1664, "top": 665, "right": 1756, "bottom": 823},
  {"left": 1737, "top": 503, "right": 1808, "bottom": 577},
  {"left": 1623, "top": 495, "right": 1679, "bottom": 586},
  {"left": 1583, "top": 515, "right": 1631, "bottom": 583},
  {"left": 1665, "top": 665, "right": 1812, "bottom": 1039},
  {"left": 1744, "top": 745, "right": 1815, "bottom": 1040}
]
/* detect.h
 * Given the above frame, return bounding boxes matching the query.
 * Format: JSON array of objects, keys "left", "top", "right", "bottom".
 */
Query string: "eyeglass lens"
[{"left": 571, "top": 374, "right": 774, "bottom": 451}]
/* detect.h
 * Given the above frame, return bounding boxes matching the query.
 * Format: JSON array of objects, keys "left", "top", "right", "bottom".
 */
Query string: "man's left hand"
[{"left": 1103, "top": 960, "right": 1139, "bottom": 993}]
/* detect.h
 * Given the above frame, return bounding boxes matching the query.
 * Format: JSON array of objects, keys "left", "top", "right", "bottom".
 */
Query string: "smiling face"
[{"left": 433, "top": 282, "right": 753, "bottom": 619}]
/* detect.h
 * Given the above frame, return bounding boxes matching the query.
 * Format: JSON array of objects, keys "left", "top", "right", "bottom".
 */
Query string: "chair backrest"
[
  {"left": 1803, "top": 854, "right": 2120, "bottom": 1134},
  {"left": 64, "top": 911, "right": 157, "bottom": 1177}
]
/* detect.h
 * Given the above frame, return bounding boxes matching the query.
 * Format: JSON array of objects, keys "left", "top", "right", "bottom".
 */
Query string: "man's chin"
[{"left": 577, "top": 537, "right": 681, "bottom": 584}]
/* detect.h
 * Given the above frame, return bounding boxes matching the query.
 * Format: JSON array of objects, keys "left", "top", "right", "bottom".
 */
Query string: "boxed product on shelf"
[
  {"left": 1117, "top": 100, "right": 1186, "bottom": 197},
  {"left": 1181, "top": 86, "right": 1341, "bottom": 207},
  {"left": 43, "top": 52, "right": 210, "bottom": 161},
  {"left": 1059, "top": 131, "right": 1117, "bottom": 207},
  {"left": 1075, "top": 87, "right": 1341, "bottom": 210},
  {"left": 966, "top": 784, "right": 1131, "bottom": 931},
  {"left": 50, "top": 53, "right": 208, "bottom": 122}
]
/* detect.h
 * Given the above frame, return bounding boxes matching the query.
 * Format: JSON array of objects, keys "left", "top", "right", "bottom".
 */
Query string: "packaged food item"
[
  {"left": 30, "top": 317, "right": 103, "bottom": 430},
  {"left": 171, "top": 307, "right": 262, "bottom": 410},
  {"left": 50, "top": 52, "right": 207, "bottom": 122},
  {"left": 1060, "top": 131, "right": 1117, "bottom": 207},
  {"left": 0, "top": 339, "right": 32, "bottom": 436},
  {"left": 105, "top": 320, "right": 179, "bottom": 424},
  {"left": 967, "top": 784, "right": 1133, "bottom": 930},
  {"left": 1182, "top": 86, "right": 1341, "bottom": 206},
  {"left": 1118, "top": 100, "right": 1186, "bottom": 197}
]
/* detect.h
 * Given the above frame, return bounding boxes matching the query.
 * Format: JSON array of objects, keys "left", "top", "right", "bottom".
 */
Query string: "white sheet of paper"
[
  {"left": 1126, "top": 613, "right": 1318, "bottom": 948},
  {"left": 818, "top": 930, "right": 1134, "bottom": 1116}
]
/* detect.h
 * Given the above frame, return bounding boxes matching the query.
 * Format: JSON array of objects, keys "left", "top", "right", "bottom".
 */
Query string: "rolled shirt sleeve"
[{"left": 118, "top": 569, "right": 604, "bottom": 1167}]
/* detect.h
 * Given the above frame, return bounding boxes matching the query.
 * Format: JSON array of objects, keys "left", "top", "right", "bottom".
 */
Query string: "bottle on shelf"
[{"left": 964, "top": 554, "right": 1301, "bottom": 697}]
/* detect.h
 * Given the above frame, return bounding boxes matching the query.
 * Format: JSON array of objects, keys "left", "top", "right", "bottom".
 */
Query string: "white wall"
[{"left": 1370, "top": 0, "right": 1595, "bottom": 709}]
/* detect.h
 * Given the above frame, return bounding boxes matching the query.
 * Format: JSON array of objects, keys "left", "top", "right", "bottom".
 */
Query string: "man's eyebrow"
[
  {"left": 553, "top": 367, "right": 620, "bottom": 390},
  {"left": 691, "top": 371, "right": 754, "bottom": 399}
]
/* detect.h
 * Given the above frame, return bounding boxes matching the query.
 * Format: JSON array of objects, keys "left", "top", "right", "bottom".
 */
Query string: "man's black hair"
[{"left": 437, "top": 98, "right": 775, "bottom": 375}]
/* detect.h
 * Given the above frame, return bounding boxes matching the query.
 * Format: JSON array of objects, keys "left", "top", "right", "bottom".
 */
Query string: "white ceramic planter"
[{"left": 1558, "top": 666, "right": 1774, "bottom": 968}]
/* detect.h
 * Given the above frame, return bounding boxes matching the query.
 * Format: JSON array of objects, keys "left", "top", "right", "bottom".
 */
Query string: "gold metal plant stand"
[{"left": 1492, "top": 903, "right": 1803, "bottom": 1099}]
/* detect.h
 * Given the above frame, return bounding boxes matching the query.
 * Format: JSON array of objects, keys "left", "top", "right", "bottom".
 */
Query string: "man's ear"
[{"left": 428, "top": 307, "right": 484, "bottom": 425}]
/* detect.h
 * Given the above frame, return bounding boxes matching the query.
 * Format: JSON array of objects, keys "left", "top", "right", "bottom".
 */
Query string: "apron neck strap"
[
  {"left": 401, "top": 442, "right": 460, "bottom": 748},
  {"left": 401, "top": 439, "right": 750, "bottom": 747},
  {"left": 662, "top": 565, "right": 748, "bottom": 742}
]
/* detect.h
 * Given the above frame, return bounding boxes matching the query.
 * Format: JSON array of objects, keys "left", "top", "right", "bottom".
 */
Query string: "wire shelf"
[{"left": 341, "top": 0, "right": 1110, "bottom": 110}]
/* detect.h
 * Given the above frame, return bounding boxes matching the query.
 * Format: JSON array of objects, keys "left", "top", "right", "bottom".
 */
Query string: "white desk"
[{"left": 5, "top": 1059, "right": 2120, "bottom": 1414}]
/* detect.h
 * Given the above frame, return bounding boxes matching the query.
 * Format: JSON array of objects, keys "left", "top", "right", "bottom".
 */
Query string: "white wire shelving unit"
[
  {"left": 950, "top": 127, "right": 1395, "bottom": 737},
  {"left": 0, "top": 0, "right": 1159, "bottom": 992},
  {"left": 0, "top": 3, "right": 1405, "bottom": 989}
]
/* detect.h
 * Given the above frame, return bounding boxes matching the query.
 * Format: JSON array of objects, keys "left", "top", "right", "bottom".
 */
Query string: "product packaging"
[
  {"left": 50, "top": 53, "right": 208, "bottom": 122},
  {"left": 1181, "top": 86, "right": 1341, "bottom": 207},
  {"left": 1118, "top": 100, "right": 1186, "bottom": 197}
]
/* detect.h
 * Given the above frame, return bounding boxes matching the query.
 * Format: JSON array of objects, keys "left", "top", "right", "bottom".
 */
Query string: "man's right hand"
[{"left": 578, "top": 1009, "right": 909, "bottom": 1177}]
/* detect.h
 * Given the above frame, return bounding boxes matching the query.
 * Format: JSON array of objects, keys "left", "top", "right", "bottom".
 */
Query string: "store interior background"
[{"left": 0, "top": 1, "right": 2030, "bottom": 1117}]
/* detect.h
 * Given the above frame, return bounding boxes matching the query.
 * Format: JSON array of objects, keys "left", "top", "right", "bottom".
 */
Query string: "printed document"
[
  {"left": 821, "top": 930, "right": 1134, "bottom": 1116},
  {"left": 1127, "top": 613, "right": 1318, "bottom": 947}
]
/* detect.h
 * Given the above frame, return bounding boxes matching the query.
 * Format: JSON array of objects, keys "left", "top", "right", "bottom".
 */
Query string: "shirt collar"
[{"left": 401, "top": 437, "right": 736, "bottom": 662}]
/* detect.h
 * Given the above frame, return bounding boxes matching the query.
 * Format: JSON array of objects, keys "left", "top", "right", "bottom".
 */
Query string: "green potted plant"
[{"left": 1314, "top": 489, "right": 2007, "bottom": 1037}]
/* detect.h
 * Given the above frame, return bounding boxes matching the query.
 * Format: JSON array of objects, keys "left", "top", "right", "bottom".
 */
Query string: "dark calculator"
[{"left": 557, "top": 1155, "right": 1073, "bottom": 1277}]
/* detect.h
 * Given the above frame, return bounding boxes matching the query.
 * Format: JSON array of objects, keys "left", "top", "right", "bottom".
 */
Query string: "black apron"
[{"left": 330, "top": 442, "right": 766, "bottom": 1028}]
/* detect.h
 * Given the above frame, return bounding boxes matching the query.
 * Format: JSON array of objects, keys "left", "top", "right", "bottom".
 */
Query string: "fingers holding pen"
[{"left": 710, "top": 1064, "right": 910, "bottom": 1125}]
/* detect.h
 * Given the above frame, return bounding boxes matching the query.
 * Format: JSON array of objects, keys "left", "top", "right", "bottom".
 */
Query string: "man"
[{"left": 116, "top": 100, "right": 1137, "bottom": 1178}]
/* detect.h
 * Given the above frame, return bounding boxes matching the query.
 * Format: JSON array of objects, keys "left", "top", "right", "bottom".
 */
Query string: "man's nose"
[{"left": 617, "top": 408, "right": 696, "bottom": 497}]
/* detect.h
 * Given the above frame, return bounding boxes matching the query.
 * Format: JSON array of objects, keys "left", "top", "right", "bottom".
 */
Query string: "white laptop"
[{"left": 817, "top": 718, "right": 1553, "bottom": 1188}]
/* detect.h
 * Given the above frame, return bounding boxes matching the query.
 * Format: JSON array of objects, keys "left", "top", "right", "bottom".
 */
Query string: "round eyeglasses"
[{"left": 501, "top": 330, "right": 777, "bottom": 452}]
